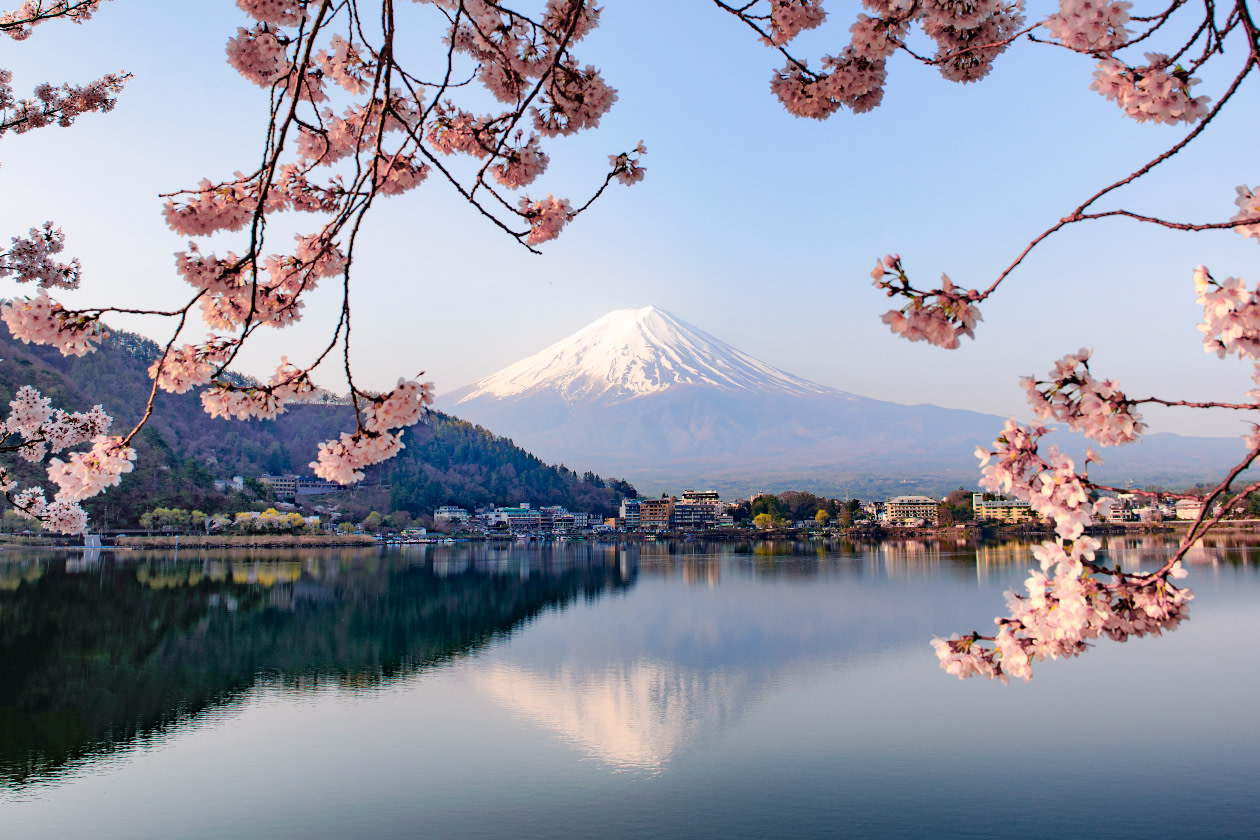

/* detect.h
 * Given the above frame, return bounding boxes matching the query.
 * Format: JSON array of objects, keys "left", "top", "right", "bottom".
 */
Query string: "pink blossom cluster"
[
  {"left": 362, "top": 378, "right": 434, "bottom": 434},
  {"left": 1233, "top": 185, "right": 1260, "bottom": 244},
  {"left": 976, "top": 418, "right": 1110, "bottom": 540},
  {"left": 771, "top": 49, "right": 889, "bottom": 118},
  {"left": 309, "top": 429, "right": 403, "bottom": 485},
  {"left": 0, "top": 71, "right": 126, "bottom": 136},
  {"left": 45, "top": 433, "right": 135, "bottom": 501},
  {"left": 608, "top": 141, "right": 647, "bottom": 186},
  {"left": 933, "top": 537, "right": 1191, "bottom": 682},
  {"left": 917, "top": 0, "right": 1025, "bottom": 84},
  {"left": 5, "top": 385, "right": 111, "bottom": 462},
  {"left": 174, "top": 244, "right": 240, "bottom": 292},
  {"left": 10, "top": 487, "right": 87, "bottom": 534},
  {"left": 760, "top": 0, "right": 1022, "bottom": 114},
  {"left": 1, "top": 292, "right": 102, "bottom": 356},
  {"left": 0, "top": 379, "right": 124, "bottom": 534},
  {"left": 149, "top": 339, "right": 237, "bottom": 394},
  {"left": 848, "top": 14, "right": 908, "bottom": 63},
  {"left": 236, "top": 0, "right": 306, "bottom": 28},
  {"left": 492, "top": 136, "right": 550, "bottom": 189},
  {"left": 163, "top": 177, "right": 255, "bottom": 237},
  {"left": 872, "top": 255, "right": 982, "bottom": 349},
  {"left": 1021, "top": 348, "right": 1146, "bottom": 446},
  {"left": 317, "top": 33, "right": 372, "bottom": 95},
  {"left": 225, "top": 24, "right": 290, "bottom": 88},
  {"left": 0, "top": 222, "right": 80, "bottom": 288},
  {"left": 764, "top": 0, "right": 827, "bottom": 46},
  {"left": 1090, "top": 54, "right": 1209, "bottom": 125},
  {"left": 1194, "top": 264, "right": 1260, "bottom": 362},
  {"left": 1042, "top": 0, "right": 1130, "bottom": 52},
  {"left": 373, "top": 154, "right": 430, "bottom": 196},
  {"left": 519, "top": 194, "right": 571, "bottom": 244},
  {"left": 310, "top": 378, "right": 431, "bottom": 484},
  {"left": 5, "top": 385, "right": 52, "bottom": 438},
  {"left": 200, "top": 357, "right": 315, "bottom": 421},
  {"left": 425, "top": 105, "right": 491, "bottom": 158},
  {"left": 0, "top": 0, "right": 106, "bottom": 40},
  {"left": 533, "top": 61, "right": 617, "bottom": 137}
]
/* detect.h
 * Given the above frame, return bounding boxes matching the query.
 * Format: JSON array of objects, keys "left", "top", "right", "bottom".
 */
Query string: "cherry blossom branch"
[
  {"left": 0, "top": 0, "right": 107, "bottom": 38},
  {"left": 1076, "top": 208, "right": 1260, "bottom": 232},
  {"left": 977, "top": 53, "right": 1254, "bottom": 300}
]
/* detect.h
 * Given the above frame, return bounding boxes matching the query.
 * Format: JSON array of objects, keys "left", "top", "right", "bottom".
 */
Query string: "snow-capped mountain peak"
[{"left": 449, "top": 306, "right": 837, "bottom": 404}]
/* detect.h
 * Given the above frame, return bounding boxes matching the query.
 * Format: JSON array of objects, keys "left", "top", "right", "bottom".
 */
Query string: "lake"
[{"left": 2, "top": 536, "right": 1260, "bottom": 839}]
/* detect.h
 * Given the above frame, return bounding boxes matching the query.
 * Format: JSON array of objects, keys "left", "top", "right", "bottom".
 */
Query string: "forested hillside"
[{"left": 0, "top": 327, "right": 633, "bottom": 525}]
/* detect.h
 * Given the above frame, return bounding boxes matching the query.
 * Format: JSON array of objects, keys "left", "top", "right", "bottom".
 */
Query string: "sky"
[{"left": 1, "top": 0, "right": 1258, "bottom": 438}]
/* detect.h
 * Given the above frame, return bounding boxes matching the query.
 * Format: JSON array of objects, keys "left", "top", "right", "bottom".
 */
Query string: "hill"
[{"left": 0, "top": 326, "right": 633, "bottom": 525}]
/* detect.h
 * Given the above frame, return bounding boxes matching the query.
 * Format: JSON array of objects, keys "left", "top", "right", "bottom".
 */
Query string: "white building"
[
  {"left": 1175, "top": 499, "right": 1205, "bottom": 520},
  {"left": 434, "top": 506, "right": 471, "bottom": 526},
  {"left": 885, "top": 496, "right": 940, "bottom": 524}
]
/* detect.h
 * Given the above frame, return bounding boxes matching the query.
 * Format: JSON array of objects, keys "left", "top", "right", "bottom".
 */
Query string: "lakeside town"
[{"left": 146, "top": 473, "right": 1227, "bottom": 542}]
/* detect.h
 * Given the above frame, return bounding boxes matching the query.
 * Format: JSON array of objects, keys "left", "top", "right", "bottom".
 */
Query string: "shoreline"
[{"left": 4, "top": 519, "right": 1258, "bottom": 552}]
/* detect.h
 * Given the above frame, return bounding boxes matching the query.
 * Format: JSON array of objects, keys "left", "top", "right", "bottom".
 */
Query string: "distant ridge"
[{"left": 438, "top": 306, "right": 1249, "bottom": 496}]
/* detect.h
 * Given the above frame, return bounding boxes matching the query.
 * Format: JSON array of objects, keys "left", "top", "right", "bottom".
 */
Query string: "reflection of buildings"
[
  {"left": 681, "top": 558, "right": 721, "bottom": 587},
  {"left": 475, "top": 660, "right": 748, "bottom": 771}
]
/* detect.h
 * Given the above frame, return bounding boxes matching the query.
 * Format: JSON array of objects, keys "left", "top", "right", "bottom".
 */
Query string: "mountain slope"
[
  {"left": 439, "top": 306, "right": 1249, "bottom": 496},
  {"left": 448, "top": 306, "right": 842, "bottom": 404}
]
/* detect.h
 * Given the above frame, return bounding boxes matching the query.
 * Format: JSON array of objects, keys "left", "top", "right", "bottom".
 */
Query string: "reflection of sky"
[{"left": 5, "top": 541, "right": 1260, "bottom": 839}]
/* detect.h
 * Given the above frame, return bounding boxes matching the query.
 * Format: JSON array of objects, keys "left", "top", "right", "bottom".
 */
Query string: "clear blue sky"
[{"left": 1, "top": 1, "right": 1257, "bottom": 437}]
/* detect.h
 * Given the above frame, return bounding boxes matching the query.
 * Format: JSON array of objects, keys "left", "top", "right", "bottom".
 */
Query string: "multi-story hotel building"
[
  {"left": 620, "top": 498, "right": 641, "bottom": 529},
  {"left": 971, "top": 493, "right": 1035, "bottom": 523},
  {"left": 884, "top": 495, "right": 940, "bottom": 524},
  {"left": 674, "top": 500, "right": 721, "bottom": 530},
  {"left": 639, "top": 497, "right": 676, "bottom": 531}
]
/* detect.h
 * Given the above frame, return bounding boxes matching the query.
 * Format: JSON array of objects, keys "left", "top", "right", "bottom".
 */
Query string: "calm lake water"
[{"left": 2, "top": 536, "right": 1260, "bottom": 839}]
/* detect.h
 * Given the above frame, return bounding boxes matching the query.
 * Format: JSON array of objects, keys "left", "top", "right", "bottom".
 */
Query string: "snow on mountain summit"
[{"left": 450, "top": 306, "right": 838, "bottom": 404}]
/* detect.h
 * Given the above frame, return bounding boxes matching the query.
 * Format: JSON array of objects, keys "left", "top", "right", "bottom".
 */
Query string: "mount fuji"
[{"left": 439, "top": 306, "right": 1243, "bottom": 495}]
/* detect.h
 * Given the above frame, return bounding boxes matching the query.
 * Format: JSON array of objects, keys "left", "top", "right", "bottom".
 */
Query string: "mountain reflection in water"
[
  {"left": 3, "top": 534, "right": 1259, "bottom": 811},
  {"left": 0, "top": 544, "right": 631, "bottom": 787}
]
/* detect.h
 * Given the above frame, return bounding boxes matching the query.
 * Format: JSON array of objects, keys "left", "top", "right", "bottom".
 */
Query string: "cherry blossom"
[
  {"left": 225, "top": 24, "right": 290, "bottom": 88},
  {"left": 310, "top": 429, "right": 404, "bottom": 484},
  {"left": 363, "top": 378, "right": 434, "bottom": 434},
  {"left": 150, "top": 339, "right": 237, "bottom": 394},
  {"left": 1042, "top": 0, "right": 1130, "bottom": 53},
  {"left": 0, "top": 222, "right": 81, "bottom": 288},
  {"left": 1021, "top": 348, "right": 1146, "bottom": 446},
  {"left": 765, "top": 0, "right": 827, "bottom": 46},
  {"left": 872, "top": 256, "right": 982, "bottom": 349},
  {"left": 236, "top": 0, "right": 306, "bottom": 28},
  {"left": 0, "top": 1, "right": 107, "bottom": 40},
  {"left": 5, "top": 385, "right": 52, "bottom": 437},
  {"left": 1090, "top": 54, "right": 1210, "bottom": 125},
  {"left": 1234, "top": 185, "right": 1260, "bottom": 244},
  {"left": 608, "top": 141, "right": 647, "bottom": 185},
  {"left": 1195, "top": 265, "right": 1260, "bottom": 361},
  {"left": 519, "top": 194, "right": 572, "bottom": 244},
  {"left": 492, "top": 136, "right": 550, "bottom": 189},
  {"left": 45, "top": 433, "right": 135, "bottom": 501},
  {"left": 934, "top": 536, "right": 1192, "bottom": 682},
  {"left": 0, "top": 292, "right": 102, "bottom": 356}
]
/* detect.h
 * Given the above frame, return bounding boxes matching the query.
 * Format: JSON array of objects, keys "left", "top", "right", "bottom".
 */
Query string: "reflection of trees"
[{"left": 0, "top": 548, "right": 630, "bottom": 788}]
